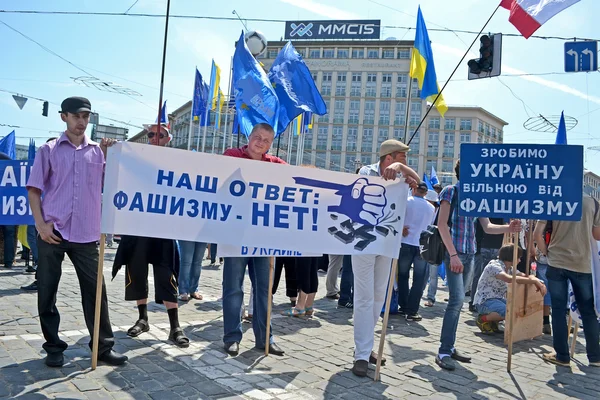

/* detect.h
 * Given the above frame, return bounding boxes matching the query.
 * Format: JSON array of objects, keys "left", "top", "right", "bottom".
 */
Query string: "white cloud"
[{"left": 279, "top": 0, "right": 361, "bottom": 19}]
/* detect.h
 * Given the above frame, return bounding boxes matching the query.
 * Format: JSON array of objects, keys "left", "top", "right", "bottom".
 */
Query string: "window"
[
  {"left": 393, "top": 127, "right": 405, "bottom": 140},
  {"left": 349, "top": 100, "right": 360, "bottom": 124},
  {"left": 335, "top": 73, "right": 347, "bottom": 96},
  {"left": 408, "top": 156, "right": 418, "bottom": 168},
  {"left": 477, "top": 134, "right": 484, "bottom": 143},
  {"left": 491, "top": 126, "right": 497, "bottom": 139},
  {"left": 443, "top": 132, "right": 455, "bottom": 158},
  {"left": 297, "top": 49, "right": 305, "bottom": 58},
  {"left": 315, "top": 152, "right": 326, "bottom": 169},
  {"left": 429, "top": 117, "right": 440, "bottom": 129},
  {"left": 332, "top": 126, "right": 343, "bottom": 151},
  {"left": 351, "top": 73, "right": 362, "bottom": 96},
  {"left": 397, "top": 48, "right": 410, "bottom": 59},
  {"left": 352, "top": 48, "right": 364, "bottom": 58},
  {"left": 442, "top": 160, "right": 453, "bottom": 173},
  {"left": 441, "top": 175, "right": 453, "bottom": 186},
  {"left": 361, "top": 128, "right": 373, "bottom": 152},
  {"left": 367, "top": 49, "right": 379, "bottom": 59},
  {"left": 460, "top": 118, "right": 472, "bottom": 131},
  {"left": 366, "top": 73, "right": 377, "bottom": 97},
  {"left": 303, "top": 152, "right": 312, "bottom": 165},
  {"left": 322, "top": 72, "right": 332, "bottom": 82},
  {"left": 394, "top": 101, "right": 406, "bottom": 125},
  {"left": 345, "top": 156, "right": 359, "bottom": 173},
  {"left": 426, "top": 159, "right": 437, "bottom": 174},
  {"left": 334, "top": 99, "right": 345, "bottom": 123},
  {"left": 411, "top": 132, "right": 420, "bottom": 150},
  {"left": 323, "top": 48, "right": 334, "bottom": 58},
  {"left": 383, "top": 49, "right": 394, "bottom": 59},
  {"left": 427, "top": 132, "right": 439, "bottom": 157},
  {"left": 478, "top": 121, "right": 484, "bottom": 133},
  {"left": 367, "top": 73, "right": 377, "bottom": 83},
  {"left": 321, "top": 72, "right": 332, "bottom": 96},
  {"left": 267, "top": 49, "right": 278, "bottom": 59},
  {"left": 379, "top": 101, "right": 390, "bottom": 125},
  {"left": 410, "top": 102, "right": 422, "bottom": 127},
  {"left": 310, "top": 49, "right": 321, "bottom": 58},
  {"left": 347, "top": 127, "right": 358, "bottom": 152},
  {"left": 377, "top": 128, "right": 389, "bottom": 147},
  {"left": 317, "top": 126, "right": 328, "bottom": 150},
  {"left": 363, "top": 100, "right": 375, "bottom": 124},
  {"left": 337, "top": 48, "right": 349, "bottom": 58},
  {"left": 329, "top": 153, "right": 341, "bottom": 171},
  {"left": 460, "top": 133, "right": 471, "bottom": 143},
  {"left": 445, "top": 118, "right": 456, "bottom": 130},
  {"left": 410, "top": 78, "right": 421, "bottom": 97},
  {"left": 312, "top": 73, "right": 318, "bottom": 81},
  {"left": 396, "top": 73, "right": 408, "bottom": 98},
  {"left": 361, "top": 153, "right": 373, "bottom": 166},
  {"left": 485, "top": 123, "right": 490, "bottom": 135},
  {"left": 380, "top": 73, "right": 392, "bottom": 98}
]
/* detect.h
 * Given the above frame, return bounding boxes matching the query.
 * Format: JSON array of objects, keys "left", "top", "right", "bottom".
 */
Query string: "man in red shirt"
[{"left": 221, "top": 123, "right": 285, "bottom": 357}]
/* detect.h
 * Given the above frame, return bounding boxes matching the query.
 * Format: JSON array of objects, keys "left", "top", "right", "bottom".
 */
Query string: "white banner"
[
  {"left": 102, "top": 143, "right": 408, "bottom": 258},
  {"left": 217, "top": 243, "right": 321, "bottom": 258}
]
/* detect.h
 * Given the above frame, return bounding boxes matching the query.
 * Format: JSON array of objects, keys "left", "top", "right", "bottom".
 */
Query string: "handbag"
[{"left": 419, "top": 186, "right": 457, "bottom": 265}]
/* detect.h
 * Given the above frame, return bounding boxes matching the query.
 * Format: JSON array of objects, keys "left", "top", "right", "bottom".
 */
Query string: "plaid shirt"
[{"left": 440, "top": 184, "right": 477, "bottom": 254}]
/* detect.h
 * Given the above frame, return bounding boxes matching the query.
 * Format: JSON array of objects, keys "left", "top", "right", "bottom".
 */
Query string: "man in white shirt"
[{"left": 398, "top": 182, "right": 435, "bottom": 321}]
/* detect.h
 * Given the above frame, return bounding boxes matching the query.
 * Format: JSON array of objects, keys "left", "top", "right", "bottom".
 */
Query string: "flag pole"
[
  {"left": 407, "top": 4, "right": 501, "bottom": 146},
  {"left": 402, "top": 77, "right": 413, "bottom": 144},
  {"left": 222, "top": 56, "right": 234, "bottom": 154},
  {"left": 200, "top": 107, "right": 209, "bottom": 152},
  {"left": 155, "top": 0, "right": 171, "bottom": 144},
  {"left": 187, "top": 67, "right": 196, "bottom": 151}
]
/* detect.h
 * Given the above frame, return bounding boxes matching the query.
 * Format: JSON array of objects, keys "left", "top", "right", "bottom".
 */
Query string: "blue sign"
[
  {"left": 284, "top": 20, "right": 380, "bottom": 40},
  {"left": 459, "top": 144, "right": 584, "bottom": 221},
  {"left": 565, "top": 41, "right": 598, "bottom": 73},
  {"left": 0, "top": 160, "right": 34, "bottom": 225}
]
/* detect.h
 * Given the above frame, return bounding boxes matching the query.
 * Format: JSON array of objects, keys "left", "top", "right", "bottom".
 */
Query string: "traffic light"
[
  {"left": 42, "top": 101, "right": 49, "bottom": 117},
  {"left": 468, "top": 33, "right": 502, "bottom": 80}
]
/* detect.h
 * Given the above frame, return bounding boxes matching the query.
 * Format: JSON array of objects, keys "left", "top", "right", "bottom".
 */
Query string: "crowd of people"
[{"left": 1, "top": 95, "right": 598, "bottom": 378}]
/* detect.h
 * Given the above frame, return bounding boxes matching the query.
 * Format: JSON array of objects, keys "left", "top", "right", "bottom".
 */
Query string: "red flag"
[{"left": 500, "top": 0, "right": 581, "bottom": 39}]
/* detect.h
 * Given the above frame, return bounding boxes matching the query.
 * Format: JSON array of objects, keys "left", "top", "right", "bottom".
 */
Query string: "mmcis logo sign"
[{"left": 285, "top": 20, "right": 380, "bottom": 40}]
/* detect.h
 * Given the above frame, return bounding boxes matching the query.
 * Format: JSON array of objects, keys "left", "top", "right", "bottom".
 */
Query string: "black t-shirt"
[
  {"left": 479, "top": 218, "right": 506, "bottom": 250},
  {"left": 0, "top": 152, "right": 11, "bottom": 160}
]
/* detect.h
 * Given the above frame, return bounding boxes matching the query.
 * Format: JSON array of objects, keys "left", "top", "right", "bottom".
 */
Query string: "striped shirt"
[
  {"left": 27, "top": 133, "right": 105, "bottom": 243},
  {"left": 440, "top": 184, "right": 477, "bottom": 254}
]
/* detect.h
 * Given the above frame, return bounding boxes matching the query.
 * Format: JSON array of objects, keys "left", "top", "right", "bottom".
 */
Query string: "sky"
[{"left": 0, "top": 0, "right": 599, "bottom": 171}]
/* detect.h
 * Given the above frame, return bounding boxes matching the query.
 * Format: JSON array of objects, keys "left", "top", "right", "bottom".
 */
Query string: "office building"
[{"left": 584, "top": 169, "right": 600, "bottom": 200}]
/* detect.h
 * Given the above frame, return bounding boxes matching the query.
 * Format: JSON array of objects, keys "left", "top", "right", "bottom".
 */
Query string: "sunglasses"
[{"left": 147, "top": 132, "right": 166, "bottom": 139}]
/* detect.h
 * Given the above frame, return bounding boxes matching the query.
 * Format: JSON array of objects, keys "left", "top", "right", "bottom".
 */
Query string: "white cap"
[
  {"left": 425, "top": 190, "right": 439, "bottom": 203},
  {"left": 143, "top": 123, "right": 171, "bottom": 138}
]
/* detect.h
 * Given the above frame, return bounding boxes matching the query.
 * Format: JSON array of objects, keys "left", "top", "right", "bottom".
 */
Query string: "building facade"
[{"left": 584, "top": 169, "right": 600, "bottom": 200}]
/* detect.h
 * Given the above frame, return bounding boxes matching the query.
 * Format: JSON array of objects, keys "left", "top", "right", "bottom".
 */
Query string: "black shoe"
[
  {"left": 397, "top": 309, "right": 407, "bottom": 316},
  {"left": 224, "top": 342, "right": 239, "bottom": 356},
  {"left": 45, "top": 353, "right": 64, "bottom": 368},
  {"left": 351, "top": 360, "right": 368, "bottom": 377},
  {"left": 451, "top": 349, "right": 471, "bottom": 363},
  {"left": 338, "top": 301, "right": 353, "bottom": 309},
  {"left": 98, "top": 350, "right": 128, "bottom": 366},
  {"left": 465, "top": 291, "right": 471, "bottom": 297},
  {"left": 468, "top": 303, "right": 477, "bottom": 312},
  {"left": 435, "top": 355, "right": 456, "bottom": 371},
  {"left": 369, "top": 351, "right": 386, "bottom": 366},
  {"left": 326, "top": 293, "right": 340, "bottom": 300},
  {"left": 267, "top": 343, "right": 285, "bottom": 356},
  {"left": 21, "top": 281, "right": 38, "bottom": 291},
  {"left": 26, "top": 265, "right": 37, "bottom": 273},
  {"left": 290, "top": 300, "right": 297, "bottom": 307},
  {"left": 405, "top": 313, "right": 422, "bottom": 322}
]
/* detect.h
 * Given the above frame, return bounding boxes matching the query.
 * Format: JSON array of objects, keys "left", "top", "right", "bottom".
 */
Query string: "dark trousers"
[
  {"left": 37, "top": 236, "right": 114, "bottom": 355},
  {"left": 272, "top": 257, "right": 298, "bottom": 298},
  {"left": 398, "top": 244, "right": 429, "bottom": 315},
  {"left": 1, "top": 225, "right": 16, "bottom": 267},
  {"left": 295, "top": 257, "right": 319, "bottom": 294},
  {"left": 338, "top": 255, "right": 354, "bottom": 305},
  {"left": 210, "top": 244, "right": 218, "bottom": 263}
]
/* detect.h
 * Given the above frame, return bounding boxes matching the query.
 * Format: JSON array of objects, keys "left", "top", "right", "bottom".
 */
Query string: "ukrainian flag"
[
  {"left": 410, "top": 6, "right": 448, "bottom": 117},
  {"left": 207, "top": 60, "right": 222, "bottom": 111}
]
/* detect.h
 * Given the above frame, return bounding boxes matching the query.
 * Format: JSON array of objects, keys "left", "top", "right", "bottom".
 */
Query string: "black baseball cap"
[
  {"left": 416, "top": 182, "right": 428, "bottom": 191},
  {"left": 59, "top": 97, "right": 92, "bottom": 114}
]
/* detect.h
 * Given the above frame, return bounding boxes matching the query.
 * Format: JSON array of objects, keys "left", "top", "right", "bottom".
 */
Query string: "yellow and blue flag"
[
  {"left": 232, "top": 31, "right": 279, "bottom": 136},
  {"left": 192, "top": 68, "right": 210, "bottom": 126},
  {"left": 410, "top": 6, "right": 448, "bottom": 117},
  {"left": 207, "top": 60, "right": 222, "bottom": 111},
  {"left": 268, "top": 42, "right": 327, "bottom": 135}
]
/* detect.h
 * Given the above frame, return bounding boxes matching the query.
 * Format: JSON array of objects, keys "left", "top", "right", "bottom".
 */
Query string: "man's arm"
[
  {"left": 593, "top": 226, "right": 600, "bottom": 241},
  {"left": 533, "top": 220, "right": 548, "bottom": 256},
  {"left": 479, "top": 217, "right": 521, "bottom": 235},
  {"left": 495, "top": 272, "right": 547, "bottom": 296},
  {"left": 27, "top": 187, "right": 61, "bottom": 244}
]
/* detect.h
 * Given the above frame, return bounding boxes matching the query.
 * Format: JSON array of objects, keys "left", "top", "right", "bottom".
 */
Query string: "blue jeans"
[
  {"left": 426, "top": 263, "right": 440, "bottom": 303},
  {"left": 222, "top": 257, "right": 273, "bottom": 346},
  {"left": 398, "top": 244, "right": 429, "bottom": 315},
  {"left": 536, "top": 263, "right": 552, "bottom": 306},
  {"left": 210, "top": 244, "right": 218, "bottom": 263},
  {"left": 178, "top": 241, "right": 206, "bottom": 295},
  {"left": 439, "top": 252, "right": 474, "bottom": 356},
  {"left": 338, "top": 255, "right": 354, "bottom": 305},
  {"left": 546, "top": 266, "right": 600, "bottom": 363},
  {"left": 27, "top": 225, "right": 38, "bottom": 264},
  {"left": 478, "top": 298, "right": 506, "bottom": 318},
  {"left": 471, "top": 247, "right": 498, "bottom": 304},
  {"left": 1, "top": 225, "right": 16, "bottom": 267}
]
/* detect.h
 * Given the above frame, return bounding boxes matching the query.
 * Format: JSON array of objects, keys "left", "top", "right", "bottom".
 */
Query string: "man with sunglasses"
[
  {"left": 112, "top": 124, "right": 189, "bottom": 348},
  {"left": 221, "top": 123, "right": 286, "bottom": 357},
  {"left": 26, "top": 97, "right": 127, "bottom": 367}
]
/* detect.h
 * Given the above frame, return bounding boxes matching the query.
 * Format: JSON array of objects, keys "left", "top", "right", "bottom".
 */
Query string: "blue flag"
[
  {"left": 423, "top": 173, "right": 434, "bottom": 190},
  {"left": 269, "top": 42, "right": 327, "bottom": 135},
  {"left": 192, "top": 69, "right": 205, "bottom": 121},
  {"left": 0, "top": 130, "right": 16, "bottom": 160},
  {"left": 232, "top": 31, "right": 279, "bottom": 137},
  {"left": 28, "top": 138, "right": 36, "bottom": 160},
  {"left": 430, "top": 166, "right": 439, "bottom": 185},
  {"left": 555, "top": 111, "right": 567, "bottom": 145},
  {"left": 156, "top": 101, "right": 168, "bottom": 125}
]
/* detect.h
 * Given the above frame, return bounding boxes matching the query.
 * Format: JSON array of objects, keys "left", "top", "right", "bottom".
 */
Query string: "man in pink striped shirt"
[{"left": 27, "top": 97, "right": 127, "bottom": 368}]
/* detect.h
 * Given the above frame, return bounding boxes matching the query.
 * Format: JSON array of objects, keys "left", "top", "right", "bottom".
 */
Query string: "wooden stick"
[
  {"left": 523, "top": 220, "right": 534, "bottom": 314},
  {"left": 91, "top": 234, "right": 106, "bottom": 370},
  {"left": 570, "top": 322, "right": 579, "bottom": 357},
  {"left": 506, "top": 231, "right": 519, "bottom": 372},
  {"left": 567, "top": 314, "right": 573, "bottom": 345},
  {"left": 374, "top": 258, "right": 398, "bottom": 381},
  {"left": 264, "top": 256, "right": 275, "bottom": 356}
]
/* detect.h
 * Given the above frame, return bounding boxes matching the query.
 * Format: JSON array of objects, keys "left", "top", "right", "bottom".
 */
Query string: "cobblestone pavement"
[{"left": 0, "top": 248, "right": 597, "bottom": 399}]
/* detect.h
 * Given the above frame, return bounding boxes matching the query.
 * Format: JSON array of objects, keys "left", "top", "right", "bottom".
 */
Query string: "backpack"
[{"left": 420, "top": 186, "right": 457, "bottom": 265}]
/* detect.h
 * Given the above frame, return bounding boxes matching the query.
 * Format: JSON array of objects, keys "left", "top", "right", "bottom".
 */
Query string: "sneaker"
[
  {"left": 435, "top": 355, "right": 456, "bottom": 371},
  {"left": 492, "top": 321, "right": 505, "bottom": 333},
  {"left": 405, "top": 314, "right": 423, "bottom": 322},
  {"left": 476, "top": 315, "right": 494, "bottom": 334},
  {"left": 21, "top": 281, "right": 38, "bottom": 291},
  {"left": 468, "top": 303, "right": 477, "bottom": 312},
  {"left": 25, "top": 265, "right": 37, "bottom": 273},
  {"left": 543, "top": 353, "right": 570, "bottom": 367},
  {"left": 543, "top": 323, "right": 552, "bottom": 335},
  {"left": 338, "top": 301, "right": 353, "bottom": 309}
]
